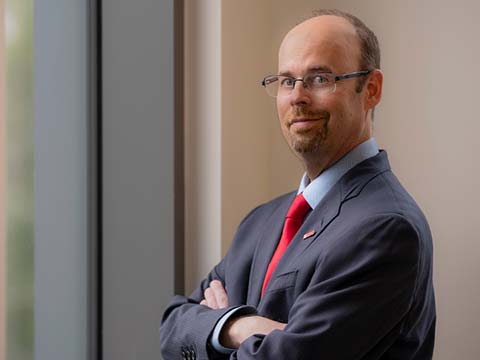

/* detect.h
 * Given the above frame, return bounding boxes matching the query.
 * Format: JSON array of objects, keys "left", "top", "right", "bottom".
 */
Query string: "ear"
[{"left": 364, "top": 69, "right": 383, "bottom": 110}]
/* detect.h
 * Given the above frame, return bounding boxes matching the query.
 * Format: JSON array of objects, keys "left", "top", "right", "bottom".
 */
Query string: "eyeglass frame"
[{"left": 261, "top": 70, "right": 371, "bottom": 98}]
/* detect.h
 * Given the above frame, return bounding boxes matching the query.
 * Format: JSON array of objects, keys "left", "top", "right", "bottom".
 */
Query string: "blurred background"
[
  {"left": 1, "top": 0, "right": 479, "bottom": 359},
  {"left": 1, "top": 0, "right": 34, "bottom": 359}
]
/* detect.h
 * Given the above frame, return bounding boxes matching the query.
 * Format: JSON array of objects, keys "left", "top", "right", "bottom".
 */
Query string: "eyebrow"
[{"left": 278, "top": 65, "right": 333, "bottom": 77}]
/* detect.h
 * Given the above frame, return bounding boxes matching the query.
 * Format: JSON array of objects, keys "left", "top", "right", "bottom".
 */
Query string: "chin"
[
  {"left": 291, "top": 139, "right": 324, "bottom": 154},
  {"left": 289, "top": 130, "right": 328, "bottom": 153}
]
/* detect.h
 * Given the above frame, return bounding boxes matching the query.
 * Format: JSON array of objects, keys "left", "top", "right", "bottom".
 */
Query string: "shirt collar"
[{"left": 298, "top": 138, "right": 379, "bottom": 209}]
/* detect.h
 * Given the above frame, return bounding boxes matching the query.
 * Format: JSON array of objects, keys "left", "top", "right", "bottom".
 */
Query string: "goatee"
[{"left": 285, "top": 107, "right": 330, "bottom": 153}]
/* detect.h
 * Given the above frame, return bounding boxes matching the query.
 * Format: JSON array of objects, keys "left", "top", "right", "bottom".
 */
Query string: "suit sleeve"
[
  {"left": 232, "top": 214, "right": 421, "bottom": 359},
  {"left": 160, "top": 206, "right": 262, "bottom": 360},
  {"left": 160, "top": 258, "right": 235, "bottom": 359}
]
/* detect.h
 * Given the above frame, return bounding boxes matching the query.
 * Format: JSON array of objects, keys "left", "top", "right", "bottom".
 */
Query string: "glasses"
[{"left": 261, "top": 70, "right": 371, "bottom": 98}]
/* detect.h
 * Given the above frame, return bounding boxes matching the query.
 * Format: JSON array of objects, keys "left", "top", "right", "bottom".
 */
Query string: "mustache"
[{"left": 285, "top": 107, "right": 330, "bottom": 124}]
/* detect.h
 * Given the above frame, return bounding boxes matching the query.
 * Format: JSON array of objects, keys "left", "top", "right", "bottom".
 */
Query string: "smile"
[
  {"left": 289, "top": 118, "right": 322, "bottom": 129},
  {"left": 290, "top": 118, "right": 321, "bottom": 124}
]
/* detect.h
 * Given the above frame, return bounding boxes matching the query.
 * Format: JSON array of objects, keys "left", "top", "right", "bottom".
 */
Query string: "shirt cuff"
[{"left": 210, "top": 305, "right": 257, "bottom": 354}]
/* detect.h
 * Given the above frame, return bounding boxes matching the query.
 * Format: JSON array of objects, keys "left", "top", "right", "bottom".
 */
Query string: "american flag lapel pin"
[{"left": 303, "top": 230, "right": 316, "bottom": 240}]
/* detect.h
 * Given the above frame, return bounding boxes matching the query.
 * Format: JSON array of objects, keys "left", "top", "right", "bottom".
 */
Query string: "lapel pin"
[{"left": 303, "top": 230, "right": 316, "bottom": 240}]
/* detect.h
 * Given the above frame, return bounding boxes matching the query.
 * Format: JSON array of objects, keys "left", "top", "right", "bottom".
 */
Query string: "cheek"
[
  {"left": 327, "top": 98, "right": 363, "bottom": 136},
  {"left": 324, "top": 94, "right": 351, "bottom": 118},
  {"left": 276, "top": 98, "right": 288, "bottom": 123}
]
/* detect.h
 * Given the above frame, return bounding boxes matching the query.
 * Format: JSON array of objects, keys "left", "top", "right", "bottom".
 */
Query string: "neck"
[
  {"left": 302, "top": 137, "right": 370, "bottom": 181},
  {"left": 302, "top": 153, "right": 337, "bottom": 180}
]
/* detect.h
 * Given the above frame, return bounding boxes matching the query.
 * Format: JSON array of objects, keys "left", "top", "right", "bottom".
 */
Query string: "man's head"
[
  {"left": 312, "top": 9, "right": 381, "bottom": 87},
  {"left": 274, "top": 10, "right": 383, "bottom": 175}
]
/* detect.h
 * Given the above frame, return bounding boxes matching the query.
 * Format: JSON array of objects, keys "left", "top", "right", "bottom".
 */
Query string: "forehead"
[{"left": 278, "top": 16, "right": 361, "bottom": 74}]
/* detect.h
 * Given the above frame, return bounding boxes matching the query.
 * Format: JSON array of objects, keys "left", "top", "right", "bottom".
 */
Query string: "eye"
[
  {"left": 311, "top": 74, "right": 330, "bottom": 85},
  {"left": 280, "top": 77, "right": 295, "bottom": 88}
]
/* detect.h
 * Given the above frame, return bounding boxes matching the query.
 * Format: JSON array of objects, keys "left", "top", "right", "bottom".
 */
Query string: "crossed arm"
[
  {"left": 200, "top": 280, "right": 286, "bottom": 348},
  {"left": 160, "top": 215, "right": 422, "bottom": 359}
]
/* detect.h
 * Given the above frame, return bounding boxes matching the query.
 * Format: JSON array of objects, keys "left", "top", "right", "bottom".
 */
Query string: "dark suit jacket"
[{"left": 160, "top": 151, "right": 436, "bottom": 359}]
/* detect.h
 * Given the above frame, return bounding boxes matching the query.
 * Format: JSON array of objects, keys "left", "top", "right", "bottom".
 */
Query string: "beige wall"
[
  {"left": 185, "top": 0, "right": 279, "bottom": 292},
  {"left": 185, "top": 1, "right": 480, "bottom": 358},
  {"left": 221, "top": 1, "right": 277, "bottom": 252},
  {"left": 184, "top": 0, "right": 223, "bottom": 292}
]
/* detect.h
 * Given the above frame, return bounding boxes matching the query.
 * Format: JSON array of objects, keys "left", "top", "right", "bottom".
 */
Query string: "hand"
[
  {"left": 200, "top": 280, "right": 229, "bottom": 309},
  {"left": 220, "top": 315, "right": 286, "bottom": 348}
]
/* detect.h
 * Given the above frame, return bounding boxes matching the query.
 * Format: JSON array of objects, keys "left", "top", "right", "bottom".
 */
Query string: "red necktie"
[{"left": 261, "top": 193, "right": 311, "bottom": 296}]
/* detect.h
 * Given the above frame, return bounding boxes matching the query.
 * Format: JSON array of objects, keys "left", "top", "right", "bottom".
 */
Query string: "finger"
[
  {"left": 200, "top": 299, "right": 207, "bottom": 306},
  {"left": 204, "top": 287, "right": 218, "bottom": 309},
  {"left": 210, "top": 280, "right": 229, "bottom": 308}
]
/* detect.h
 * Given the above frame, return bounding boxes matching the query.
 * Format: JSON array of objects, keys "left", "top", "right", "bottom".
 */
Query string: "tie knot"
[{"left": 286, "top": 193, "right": 311, "bottom": 219}]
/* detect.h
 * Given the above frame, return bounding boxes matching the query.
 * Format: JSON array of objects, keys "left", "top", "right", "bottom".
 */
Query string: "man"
[{"left": 160, "top": 9, "right": 436, "bottom": 360}]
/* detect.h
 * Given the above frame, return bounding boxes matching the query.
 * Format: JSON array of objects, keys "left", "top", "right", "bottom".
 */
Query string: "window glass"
[{"left": 2, "top": 0, "right": 34, "bottom": 359}]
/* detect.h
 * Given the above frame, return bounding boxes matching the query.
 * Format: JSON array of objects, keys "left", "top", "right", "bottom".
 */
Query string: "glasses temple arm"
[{"left": 335, "top": 70, "right": 371, "bottom": 81}]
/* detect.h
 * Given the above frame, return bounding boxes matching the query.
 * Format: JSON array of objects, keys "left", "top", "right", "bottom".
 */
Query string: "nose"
[{"left": 289, "top": 80, "right": 311, "bottom": 106}]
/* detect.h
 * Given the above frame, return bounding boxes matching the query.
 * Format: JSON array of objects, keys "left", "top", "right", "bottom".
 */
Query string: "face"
[{"left": 277, "top": 16, "right": 373, "bottom": 162}]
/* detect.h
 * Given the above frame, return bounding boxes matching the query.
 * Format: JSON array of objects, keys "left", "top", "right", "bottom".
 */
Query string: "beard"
[{"left": 283, "top": 107, "right": 330, "bottom": 154}]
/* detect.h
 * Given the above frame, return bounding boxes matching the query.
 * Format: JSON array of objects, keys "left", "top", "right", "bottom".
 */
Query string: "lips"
[
  {"left": 290, "top": 118, "right": 320, "bottom": 124},
  {"left": 286, "top": 109, "right": 330, "bottom": 129},
  {"left": 288, "top": 118, "right": 323, "bottom": 129}
]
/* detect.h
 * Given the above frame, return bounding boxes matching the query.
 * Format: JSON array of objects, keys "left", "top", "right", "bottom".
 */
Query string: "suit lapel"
[
  {"left": 247, "top": 192, "right": 296, "bottom": 306},
  {"left": 265, "top": 183, "right": 343, "bottom": 287},
  {"left": 248, "top": 151, "right": 392, "bottom": 304},
  {"left": 292, "top": 184, "right": 342, "bottom": 257},
  {"left": 259, "top": 151, "right": 392, "bottom": 289}
]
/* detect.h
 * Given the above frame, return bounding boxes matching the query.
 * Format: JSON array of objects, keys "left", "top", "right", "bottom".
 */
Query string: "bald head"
[
  {"left": 284, "top": 14, "right": 358, "bottom": 42},
  {"left": 311, "top": 9, "right": 380, "bottom": 70},
  {"left": 279, "top": 15, "right": 363, "bottom": 78},
  {"left": 279, "top": 15, "right": 361, "bottom": 73}
]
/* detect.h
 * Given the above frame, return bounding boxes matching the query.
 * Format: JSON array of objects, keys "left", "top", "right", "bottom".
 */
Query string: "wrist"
[{"left": 220, "top": 314, "right": 256, "bottom": 349}]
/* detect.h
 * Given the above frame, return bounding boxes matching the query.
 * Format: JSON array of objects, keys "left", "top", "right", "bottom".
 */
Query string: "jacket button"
[{"left": 188, "top": 346, "right": 196, "bottom": 360}]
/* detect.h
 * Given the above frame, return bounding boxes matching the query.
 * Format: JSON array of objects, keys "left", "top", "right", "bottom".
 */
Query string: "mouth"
[
  {"left": 288, "top": 118, "right": 323, "bottom": 129},
  {"left": 290, "top": 118, "right": 321, "bottom": 124}
]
